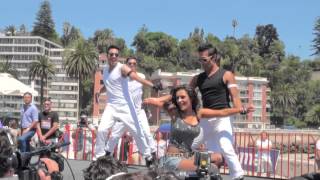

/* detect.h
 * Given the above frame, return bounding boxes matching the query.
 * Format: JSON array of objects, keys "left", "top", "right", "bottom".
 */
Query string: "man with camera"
[
  {"left": 73, "top": 111, "right": 95, "bottom": 160},
  {"left": 0, "top": 129, "right": 61, "bottom": 180},
  {"left": 37, "top": 98, "right": 59, "bottom": 145}
]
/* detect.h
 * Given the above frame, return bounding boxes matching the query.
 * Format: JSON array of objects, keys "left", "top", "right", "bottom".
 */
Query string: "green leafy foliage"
[
  {"left": 64, "top": 39, "right": 98, "bottom": 111},
  {"left": 32, "top": 1, "right": 58, "bottom": 42},
  {"left": 29, "top": 56, "right": 55, "bottom": 109}
]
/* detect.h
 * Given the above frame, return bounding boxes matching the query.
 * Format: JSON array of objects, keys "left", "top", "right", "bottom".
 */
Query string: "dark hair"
[
  {"left": 80, "top": 110, "right": 88, "bottom": 116},
  {"left": 113, "top": 170, "right": 181, "bottom": 180},
  {"left": 23, "top": 92, "right": 32, "bottom": 98},
  {"left": 43, "top": 97, "right": 51, "bottom": 102},
  {"left": 0, "top": 129, "right": 14, "bottom": 177},
  {"left": 83, "top": 156, "right": 127, "bottom": 180},
  {"left": 126, "top": 57, "right": 138, "bottom": 64},
  {"left": 197, "top": 43, "right": 220, "bottom": 65},
  {"left": 107, "top": 45, "right": 120, "bottom": 53},
  {"left": 171, "top": 85, "right": 199, "bottom": 116}
]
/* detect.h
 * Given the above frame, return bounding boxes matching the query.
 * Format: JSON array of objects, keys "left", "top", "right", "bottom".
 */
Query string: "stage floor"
[{"left": 62, "top": 159, "right": 273, "bottom": 180}]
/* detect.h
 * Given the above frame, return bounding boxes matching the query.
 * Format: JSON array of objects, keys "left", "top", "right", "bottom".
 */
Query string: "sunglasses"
[
  {"left": 199, "top": 56, "right": 213, "bottom": 63},
  {"left": 108, "top": 53, "right": 119, "bottom": 57},
  {"left": 127, "top": 62, "right": 137, "bottom": 66}
]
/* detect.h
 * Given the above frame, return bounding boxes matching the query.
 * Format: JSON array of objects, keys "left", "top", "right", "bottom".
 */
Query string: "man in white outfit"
[
  {"left": 94, "top": 45, "right": 161, "bottom": 166},
  {"left": 105, "top": 57, "right": 157, "bottom": 162},
  {"left": 189, "top": 43, "right": 247, "bottom": 180}
]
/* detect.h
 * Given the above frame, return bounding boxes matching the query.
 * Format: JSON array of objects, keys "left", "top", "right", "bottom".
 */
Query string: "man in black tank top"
[{"left": 189, "top": 43, "right": 247, "bottom": 180}]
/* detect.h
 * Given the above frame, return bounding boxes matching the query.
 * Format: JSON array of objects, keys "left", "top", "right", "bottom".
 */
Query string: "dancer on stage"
[
  {"left": 144, "top": 85, "right": 242, "bottom": 173},
  {"left": 105, "top": 57, "right": 158, "bottom": 164},
  {"left": 145, "top": 43, "right": 254, "bottom": 179},
  {"left": 95, "top": 45, "right": 161, "bottom": 167}
]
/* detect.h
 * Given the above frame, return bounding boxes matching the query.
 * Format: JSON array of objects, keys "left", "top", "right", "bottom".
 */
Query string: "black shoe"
[
  {"left": 209, "top": 164, "right": 223, "bottom": 180},
  {"left": 210, "top": 174, "right": 223, "bottom": 180},
  {"left": 145, "top": 156, "right": 158, "bottom": 169},
  {"left": 105, "top": 151, "right": 111, "bottom": 157},
  {"left": 151, "top": 152, "right": 157, "bottom": 160},
  {"left": 233, "top": 176, "right": 244, "bottom": 180}
]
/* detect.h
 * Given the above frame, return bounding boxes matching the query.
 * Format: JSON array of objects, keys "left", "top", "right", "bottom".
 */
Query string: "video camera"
[
  {"left": 184, "top": 151, "right": 222, "bottom": 180},
  {"left": 13, "top": 141, "right": 70, "bottom": 180},
  {"left": 79, "top": 111, "right": 88, "bottom": 128}
]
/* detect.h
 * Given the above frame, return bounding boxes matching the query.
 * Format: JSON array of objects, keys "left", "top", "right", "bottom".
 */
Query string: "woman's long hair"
[{"left": 171, "top": 85, "right": 199, "bottom": 118}]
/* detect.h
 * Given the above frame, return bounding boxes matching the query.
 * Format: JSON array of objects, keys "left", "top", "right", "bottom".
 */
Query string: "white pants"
[
  {"left": 106, "top": 109, "right": 157, "bottom": 154},
  {"left": 95, "top": 103, "right": 151, "bottom": 159},
  {"left": 256, "top": 153, "right": 273, "bottom": 173},
  {"left": 199, "top": 116, "right": 244, "bottom": 179}
]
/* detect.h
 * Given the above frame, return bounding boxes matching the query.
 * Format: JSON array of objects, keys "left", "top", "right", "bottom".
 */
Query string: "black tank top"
[{"left": 196, "top": 69, "right": 230, "bottom": 109}]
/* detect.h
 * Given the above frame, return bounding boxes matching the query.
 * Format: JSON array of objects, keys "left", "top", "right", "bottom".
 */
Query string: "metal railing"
[{"left": 57, "top": 125, "right": 319, "bottom": 179}]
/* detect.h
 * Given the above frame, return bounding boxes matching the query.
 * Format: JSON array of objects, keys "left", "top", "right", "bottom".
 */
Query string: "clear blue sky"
[{"left": 1, "top": 0, "right": 319, "bottom": 60}]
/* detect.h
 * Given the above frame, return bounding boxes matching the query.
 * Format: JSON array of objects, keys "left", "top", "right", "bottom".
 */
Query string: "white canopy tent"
[{"left": 0, "top": 73, "right": 38, "bottom": 96}]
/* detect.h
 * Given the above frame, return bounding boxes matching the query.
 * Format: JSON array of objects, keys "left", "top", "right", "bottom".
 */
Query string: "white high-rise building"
[{"left": 0, "top": 35, "right": 79, "bottom": 123}]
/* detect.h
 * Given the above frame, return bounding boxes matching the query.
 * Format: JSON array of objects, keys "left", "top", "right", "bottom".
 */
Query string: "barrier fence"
[{"left": 58, "top": 125, "right": 319, "bottom": 179}]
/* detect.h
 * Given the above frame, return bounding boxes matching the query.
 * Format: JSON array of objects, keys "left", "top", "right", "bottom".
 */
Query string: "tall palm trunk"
[
  {"left": 78, "top": 74, "right": 83, "bottom": 112},
  {"left": 40, "top": 74, "right": 44, "bottom": 110}
]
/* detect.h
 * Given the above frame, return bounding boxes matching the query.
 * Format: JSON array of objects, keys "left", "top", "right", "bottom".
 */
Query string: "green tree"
[
  {"left": 235, "top": 35, "right": 262, "bottom": 76},
  {"left": 32, "top": 0, "right": 58, "bottom": 41},
  {"left": 177, "top": 28, "right": 209, "bottom": 70},
  {"left": 5, "top": 25, "right": 16, "bottom": 36},
  {"left": 132, "top": 25, "right": 149, "bottom": 53},
  {"left": 138, "top": 55, "right": 160, "bottom": 76},
  {"left": 64, "top": 39, "right": 98, "bottom": 111},
  {"left": 271, "top": 83, "right": 297, "bottom": 126},
  {"left": 29, "top": 56, "right": 55, "bottom": 109},
  {"left": 219, "top": 37, "right": 240, "bottom": 72},
  {"left": 305, "top": 104, "right": 320, "bottom": 127},
  {"left": 132, "top": 26, "right": 179, "bottom": 73},
  {"left": 19, "top": 24, "right": 27, "bottom": 35},
  {"left": 188, "top": 27, "right": 205, "bottom": 45},
  {"left": 61, "top": 22, "right": 82, "bottom": 47},
  {"left": 307, "top": 57, "right": 320, "bottom": 70},
  {"left": 178, "top": 39, "right": 199, "bottom": 70},
  {"left": 92, "top": 29, "right": 115, "bottom": 53},
  {"left": 312, "top": 17, "right": 320, "bottom": 56},
  {"left": 255, "top": 24, "right": 279, "bottom": 57},
  {"left": 133, "top": 30, "right": 178, "bottom": 58},
  {"left": 0, "top": 59, "right": 19, "bottom": 78}
]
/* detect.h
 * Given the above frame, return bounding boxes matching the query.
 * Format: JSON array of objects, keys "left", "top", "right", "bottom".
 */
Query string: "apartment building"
[
  {"left": 149, "top": 69, "right": 270, "bottom": 128},
  {"left": 0, "top": 35, "right": 79, "bottom": 123}
]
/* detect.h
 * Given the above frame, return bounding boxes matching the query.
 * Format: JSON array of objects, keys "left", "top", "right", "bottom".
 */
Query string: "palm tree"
[
  {"left": 5, "top": 25, "right": 16, "bottom": 36},
  {"left": 232, "top": 19, "right": 238, "bottom": 37},
  {"left": 92, "top": 29, "right": 115, "bottom": 53},
  {"left": 0, "top": 59, "right": 19, "bottom": 78},
  {"left": 64, "top": 39, "right": 98, "bottom": 112},
  {"left": 271, "top": 83, "right": 297, "bottom": 126},
  {"left": 305, "top": 105, "right": 320, "bottom": 127},
  {"left": 29, "top": 55, "right": 55, "bottom": 109}
]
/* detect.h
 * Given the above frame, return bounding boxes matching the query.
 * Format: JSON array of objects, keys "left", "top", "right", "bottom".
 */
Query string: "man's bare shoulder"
[{"left": 137, "top": 72, "right": 145, "bottom": 79}]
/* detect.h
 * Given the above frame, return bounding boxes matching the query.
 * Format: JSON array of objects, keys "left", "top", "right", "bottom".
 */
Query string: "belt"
[
  {"left": 22, "top": 128, "right": 35, "bottom": 131},
  {"left": 166, "top": 152, "right": 192, "bottom": 158}
]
